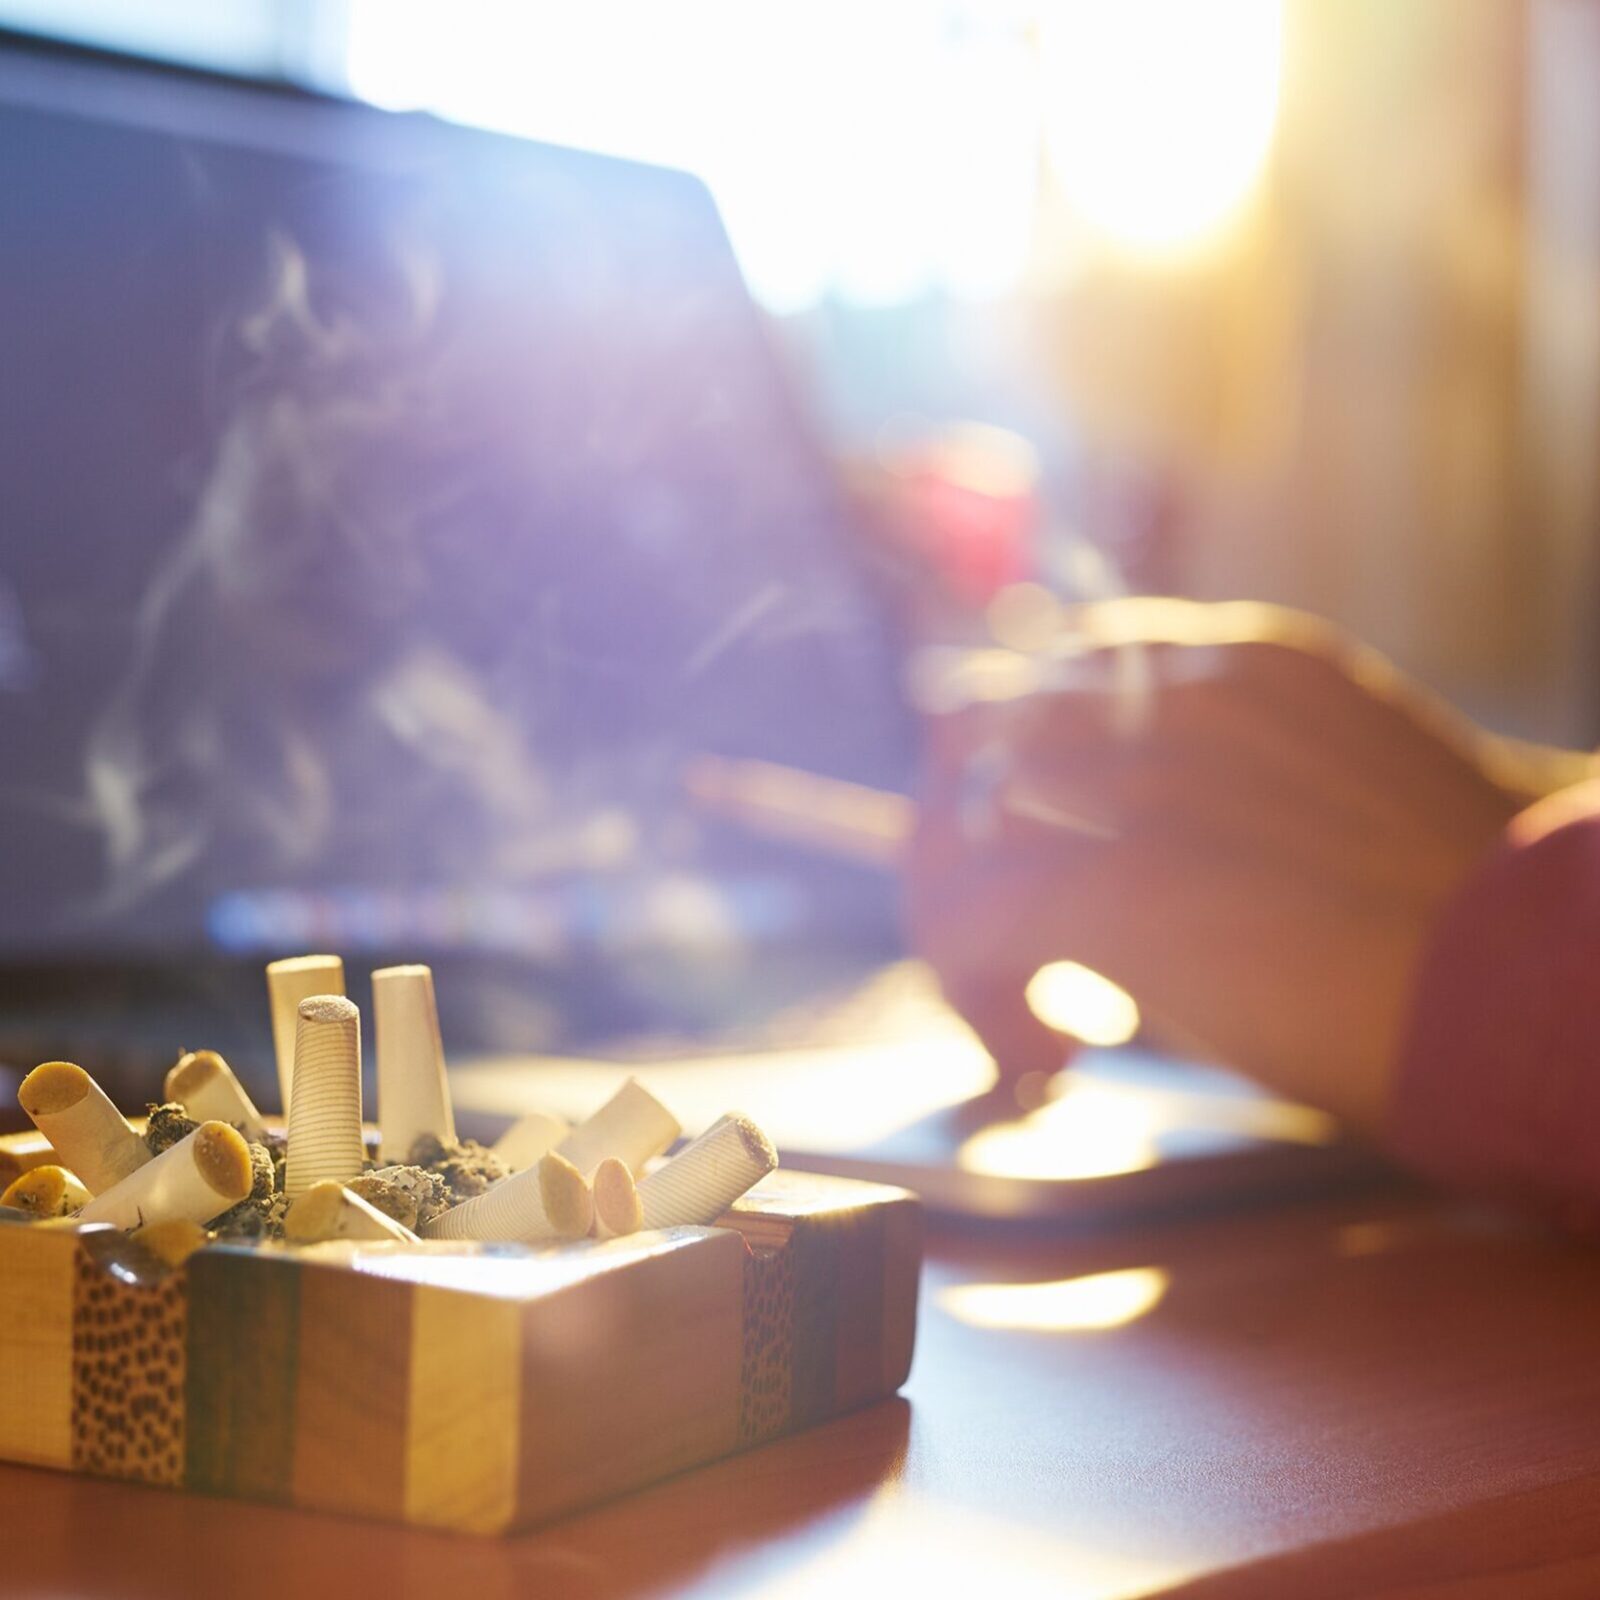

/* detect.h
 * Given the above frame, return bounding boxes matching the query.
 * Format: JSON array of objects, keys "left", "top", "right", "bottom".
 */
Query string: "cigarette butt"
[
  {"left": 132, "top": 1218, "right": 211, "bottom": 1267},
  {"left": 636, "top": 1113, "right": 777, "bottom": 1230},
  {"left": 557, "top": 1078, "right": 681, "bottom": 1177},
  {"left": 285, "top": 995, "right": 365, "bottom": 1200},
  {"left": 1, "top": 1164, "right": 91, "bottom": 1218},
  {"left": 18, "top": 1061, "right": 152, "bottom": 1195},
  {"left": 165, "top": 1050, "right": 265, "bottom": 1141},
  {"left": 372, "top": 964, "right": 456, "bottom": 1162},
  {"left": 266, "top": 954, "right": 346, "bottom": 1116},
  {"left": 285, "top": 1180, "right": 420, "bottom": 1245},
  {"left": 78, "top": 1121, "right": 253, "bottom": 1229},
  {"left": 491, "top": 1110, "right": 571, "bottom": 1174},
  {"left": 423, "top": 1151, "right": 592, "bottom": 1244},
  {"left": 591, "top": 1156, "right": 641, "bottom": 1239}
]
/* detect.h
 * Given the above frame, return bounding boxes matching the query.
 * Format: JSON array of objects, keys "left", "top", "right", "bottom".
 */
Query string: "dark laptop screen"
[{"left": 0, "top": 45, "right": 914, "bottom": 993}]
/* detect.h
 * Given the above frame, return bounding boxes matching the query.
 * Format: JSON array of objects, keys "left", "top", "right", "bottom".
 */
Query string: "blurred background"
[{"left": 3, "top": 0, "right": 1595, "bottom": 746}]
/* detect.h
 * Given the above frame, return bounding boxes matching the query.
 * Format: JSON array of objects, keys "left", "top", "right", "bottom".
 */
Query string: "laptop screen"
[{"left": 0, "top": 44, "right": 915, "bottom": 1025}]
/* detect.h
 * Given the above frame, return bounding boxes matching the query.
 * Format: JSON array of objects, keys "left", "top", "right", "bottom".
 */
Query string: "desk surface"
[{"left": 7, "top": 1183, "right": 1600, "bottom": 1599}]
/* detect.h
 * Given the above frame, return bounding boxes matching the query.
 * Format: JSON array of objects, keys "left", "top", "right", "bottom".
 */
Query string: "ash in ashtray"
[
  {"left": 348, "top": 1164, "right": 451, "bottom": 1231},
  {"left": 7, "top": 958, "right": 778, "bottom": 1256},
  {"left": 403, "top": 1134, "right": 508, "bottom": 1202}
]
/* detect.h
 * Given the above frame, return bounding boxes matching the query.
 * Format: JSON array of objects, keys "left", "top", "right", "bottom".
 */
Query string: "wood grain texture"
[
  {"left": 406, "top": 1282, "right": 521, "bottom": 1532},
  {"left": 292, "top": 1258, "right": 412, "bottom": 1522},
  {"left": 739, "top": 1238, "right": 797, "bottom": 1444},
  {"left": 0, "top": 1222, "right": 76, "bottom": 1468},
  {"left": 515, "top": 1228, "right": 746, "bottom": 1530},
  {"left": 723, "top": 1172, "right": 922, "bottom": 1430},
  {"left": 183, "top": 1246, "right": 301, "bottom": 1502},
  {"left": 72, "top": 1230, "right": 186, "bottom": 1485}
]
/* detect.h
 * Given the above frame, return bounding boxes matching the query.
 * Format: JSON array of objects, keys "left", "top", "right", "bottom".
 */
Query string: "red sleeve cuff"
[{"left": 1387, "top": 780, "right": 1600, "bottom": 1227}]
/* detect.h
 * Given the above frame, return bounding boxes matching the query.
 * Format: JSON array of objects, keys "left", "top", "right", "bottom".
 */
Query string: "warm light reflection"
[
  {"left": 1042, "top": 0, "right": 1283, "bottom": 255},
  {"left": 758, "top": 1494, "right": 1194, "bottom": 1600},
  {"left": 958, "top": 1079, "right": 1159, "bottom": 1180},
  {"left": 940, "top": 1267, "right": 1169, "bottom": 1332},
  {"left": 1025, "top": 960, "right": 1140, "bottom": 1046},
  {"left": 957, "top": 1064, "right": 1338, "bottom": 1182}
]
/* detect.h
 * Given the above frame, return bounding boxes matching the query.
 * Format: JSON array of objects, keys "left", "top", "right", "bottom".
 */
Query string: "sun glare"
[{"left": 1042, "top": 0, "right": 1284, "bottom": 256}]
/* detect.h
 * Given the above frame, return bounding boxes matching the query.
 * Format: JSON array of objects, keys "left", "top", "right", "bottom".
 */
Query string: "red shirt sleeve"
[{"left": 1387, "top": 780, "right": 1600, "bottom": 1227}]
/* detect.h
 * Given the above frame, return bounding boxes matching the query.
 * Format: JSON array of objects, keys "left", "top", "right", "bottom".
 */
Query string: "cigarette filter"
[
  {"left": 490, "top": 1109, "right": 571, "bottom": 1174},
  {"left": 591, "top": 1156, "right": 642, "bottom": 1239},
  {"left": 18, "top": 1061, "right": 152, "bottom": 1195},
  {"left": 164, "top": 1050, "right": 265, "bottom": 1141},
  {"left": 0, "top": 1164, "right": 90, "bottom": 1218},
  {"left": 266, "top": 954, "right": 346, "bottom": 1115},
  {"left": 556, "top": 1078, "right": 680, "bottom": 1177},
  {"left": 132, "top": 1218, "right": 211, "bottom": 1267},
  {"left": 372, "top": 964, "right": 456, "bottom": 1162},
  {"left": 636, "top": 1113, "right": 777, "bottom": 1230},
  {"left": 423, "top": 1151, "right": 592, "bottom": 1244},
  {"left": 285, "top": 1180, "right": 420, "bottom": 1245},
  {"left": 285, "top": 995, "right": 365, "bottom": 1199},
  {"left": 78, "top": 1121, "right": 253, "bottom": 1229}
]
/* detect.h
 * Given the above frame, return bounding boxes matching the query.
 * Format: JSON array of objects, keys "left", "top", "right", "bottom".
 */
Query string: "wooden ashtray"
[{"left": 0, "top": 1124, "right": 920, "bottom": 1534}]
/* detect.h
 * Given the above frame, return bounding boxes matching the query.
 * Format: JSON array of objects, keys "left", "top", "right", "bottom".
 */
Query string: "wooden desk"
[{"left": 6, "top": 1183, "right": 1600, "bottom": 1598}]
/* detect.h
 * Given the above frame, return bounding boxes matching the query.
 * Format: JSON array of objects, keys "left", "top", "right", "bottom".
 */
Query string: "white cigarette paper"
[
  {"left": 266, "top": 954, "right": 346, "bottom": 1115},
  {"left": 423, "top": 1151, "right": 592, "bottom": 1244},
  {"left": 556, "top": 1078, "right": 680, "bottom": 1177},
  {"left": 0, "top": 1164, "right": 91, "bottom": 1218},
  {"left": 78, "top": 1121, "right": 253, "bottom": 1229},
  {"left": 591, "top": 1156, "right": 642, "bottom": 1239},
  {"left": 491, "top": 1110, "right": 571, "bottom": 1174},
  {"left": 18, "top": 1061, "right": 151, "bottom": 1195},
  {"left": 285, "top": 995, "right": 365, "bottom": 1200},
  {"left": 165, "top": 1050, "right": 265, "bottom": 1141},
  {"left": 285, "top": 1181, "right": 419, "bottom": 1245},
  {"left": 372, "top": 964, "right": 456, "bottom": 1162},
  {"left": 636, "top": 1113, "right": 777, "bottom": 1230}
]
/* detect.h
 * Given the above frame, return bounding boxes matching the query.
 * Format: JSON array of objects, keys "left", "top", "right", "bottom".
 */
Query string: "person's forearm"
[{"left": 1387, "top": 779, "right": 1600, "bottom": 1227}]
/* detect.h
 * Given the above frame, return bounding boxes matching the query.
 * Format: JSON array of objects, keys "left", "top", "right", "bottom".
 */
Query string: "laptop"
[{"left": 0, "top": 34, "right": 1381, "bottom": 1217}]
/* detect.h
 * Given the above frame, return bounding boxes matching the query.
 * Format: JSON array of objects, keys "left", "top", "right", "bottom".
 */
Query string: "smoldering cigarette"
[
  {"left": 132, "top": 1218, "right": 212, "bottom": 1267},
  {"left": 0, "top": 1164, "right": 91, "bottom": 1218},
  {"left": 285, "top": 995, "right": 365, "bottom": 1200},
  {"left": 491, "top": 1110, "right": 571, "bottom": 1174},
  {"left": 18, "top": 1061, "right": 152, "bottom": 1195},
  {"left": 164, "top": 1050, "right": 265, "bottom": 1142},
  {"left": 372, "top": 964, "right": 456, "bottom": 1162},
  {"left": 285, "top": 1180, "right": 420, "bottom": 1245},
  {"left": 591, "top": 1156, "right": 642, "bottom": 1239},
  {"left": 77, "top": 1121, "right": 253, "bottom": 1229},
  {"left": 266, "top": 954, "right": 346, "bottom": 1116},
  {"left": 556, "top": 1078, "right": 681, "bottom": 1178},
  {"left": 422, "top": 1151, "right": 592, "bottom": 1244},
  {"left": 683, "top": 754, "right": 912, "bottom": 868},
  {"left": 636, "top": 1113, "right": 778, "bottom": 1230}
]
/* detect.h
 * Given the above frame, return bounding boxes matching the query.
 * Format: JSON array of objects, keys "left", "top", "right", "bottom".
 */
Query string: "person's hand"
[{"left": 906, "top": 599, "right": 1589, "bottom": 1131}]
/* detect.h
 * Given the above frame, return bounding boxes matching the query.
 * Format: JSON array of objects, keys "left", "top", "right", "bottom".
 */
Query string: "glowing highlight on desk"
[
  {"left": 957, "top": 1080, "right": 1158, "bottom": 1181},
  {"left": 940, "top": 1267, "right": 1169, "bottom": 1332},
  {"left": 1025, "top": 961, "right": 1140, "bottom": 1047}
]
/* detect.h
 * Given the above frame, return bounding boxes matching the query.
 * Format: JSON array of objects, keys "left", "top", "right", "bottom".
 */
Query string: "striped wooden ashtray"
[{"left": 0, "top": 1127, "right": 920, "bottom": 1534}]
